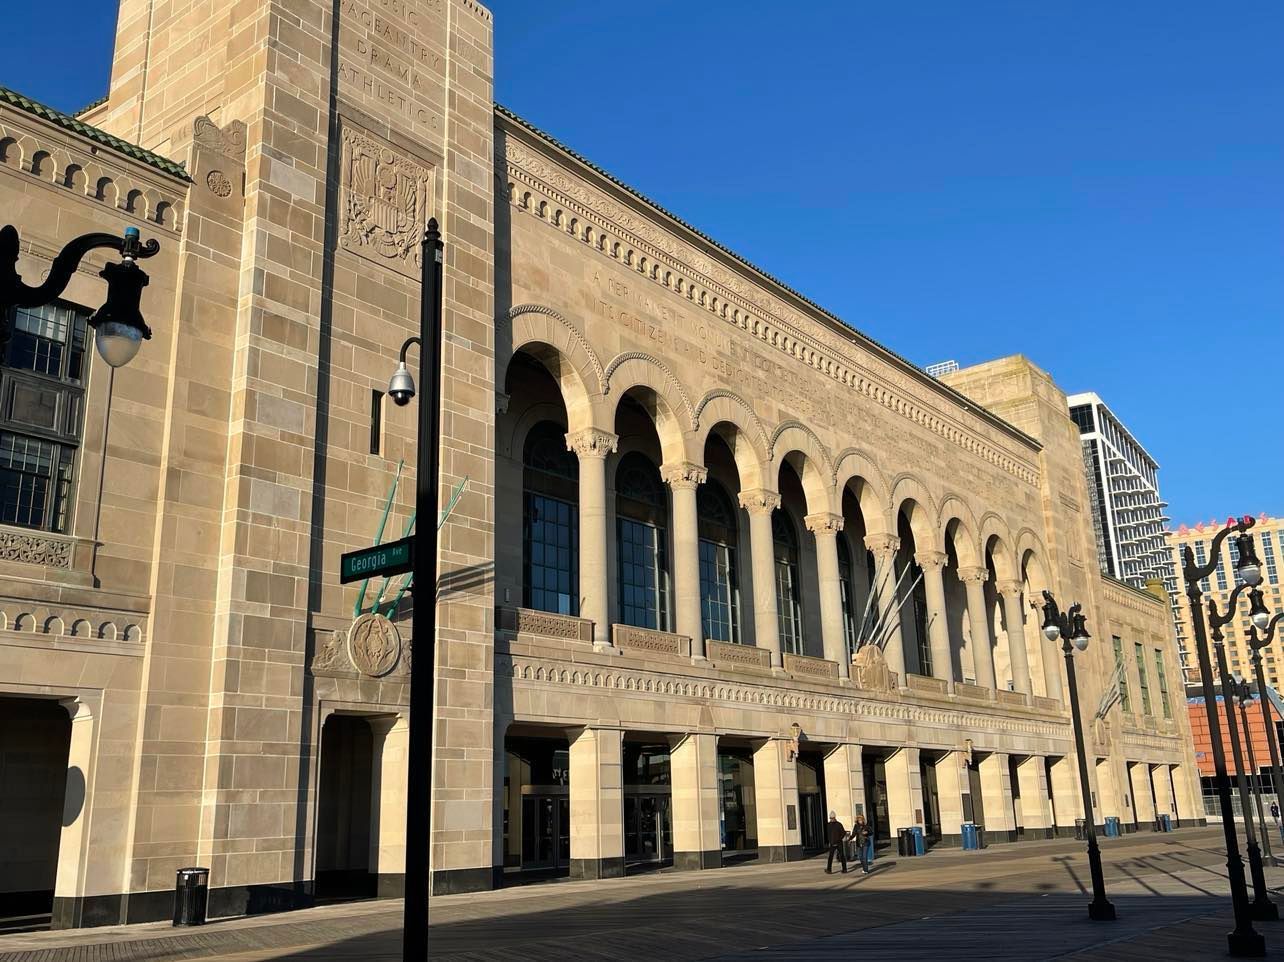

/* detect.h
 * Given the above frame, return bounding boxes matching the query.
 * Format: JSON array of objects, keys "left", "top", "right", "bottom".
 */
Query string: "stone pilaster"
[
  {"left": 1015, "top": 755, "right": 1055, "bottom": 839},
  {"left": 822, "top": 743, "right": 865, "bottom": 825},
  {"left": 1048, "top": 755, "right": 1082, "bottom": 836},
  {"left": 740, "top": 489, "right": 782, "bottom": 668},
  {"left": 368, "top": 715, "right": 409, "bottom": 897},
  {"left": 978, "top": 752, "right": 1017, "bottom": 841},
  {"left": 932, "top": 751, "right": 969, "bottom": 845},
  {"left": 662, "top": 462, "right": 707, "bottom": 660},
  {"left": 568, "top": 727, "right": 624, "bottom": 878},
  {"left": 50, "top": 698, "right": 97, "bottom": 928},
  {"left": 752, "top": 737, "right": 802, "bottom": 862},
  {"left": 1128, "top": 762, "right": 1156, "bottom": 828},
  {"left": 864, "top": 534, "right": 904, "bottom": 682},
  {"left": 997, "top": 580, "right": 1032, "bottom": 695},
  {"left": 916, "top": 550, "right": 952, "bottom": 686},
  {"left": 669, "top": 733, "right": 720, "bottom": 870},
  {"left": 884, "top": 747, "right": 925, "bottom": 836},
  {"left": 567, "top": 428, "right": 618, "bottom": 650},
  {"left": 805, "top": 512, "right": 847, "bottom": 678},
  {"left": 958, "top": 566, "right": 996, "bottom": 689}
]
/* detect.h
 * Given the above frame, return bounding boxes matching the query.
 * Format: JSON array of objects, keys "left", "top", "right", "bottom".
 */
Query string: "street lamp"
[
  {"left": 1181, "top": 516, "right": 1268, "bottom": 956},
  {"left": 0, "top": 224, "right": 157, "bottom": 367},
  {"left": 1249, "top": 598, "right": 1284, "bottom": 863},
  {"left": 1208, "top": 585, "right": 1277, "bottom": 921},
  {"left": 385, "top": 218, "right": 443, "bottom": 962},
  {"left": 1232, "top": 674, "right": 1274, "bottom": 868},
  {"left": 1040, "top": 590, "right": 1115, "bottom": 922}
]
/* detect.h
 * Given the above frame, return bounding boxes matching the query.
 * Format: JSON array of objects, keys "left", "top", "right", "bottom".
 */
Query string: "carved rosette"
[
  {"left": 348, "top": 612, "right": 402, "bottom": 677},
  {"left": 338, "top": 122, "right": 432, "bottom": 277},
  {"left": 660, "top": 462, "right": 707, "bottom": 490},
  {"left": 738, "top": 489, "right": 781, "bottom": 516},
  {"left": 565, "top": 428, "right": 618, "bottom": 460},
  {"left": 804, "top": 512, "right": 844, "bottom": 536}
]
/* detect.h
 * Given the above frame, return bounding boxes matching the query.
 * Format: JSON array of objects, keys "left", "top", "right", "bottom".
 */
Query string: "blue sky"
[{"left": 2, "top": 2, "right": 1280, "bottom": 525}]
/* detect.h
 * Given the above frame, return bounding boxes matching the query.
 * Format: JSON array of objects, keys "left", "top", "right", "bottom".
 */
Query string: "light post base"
[
  {"left": 1251, "top": 897, "right": 1279, "bottom": 922},
  {"left": 1228, "top": 929, "right": 1267, "bottom": 958},
  {"left": 1088, "top": 899, "right": 1116, "bottom": 922}
]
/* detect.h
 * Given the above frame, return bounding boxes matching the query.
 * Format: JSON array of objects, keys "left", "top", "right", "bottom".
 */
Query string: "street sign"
[{"left": 341, "top": 535, "right": 415, "bottom": 584}]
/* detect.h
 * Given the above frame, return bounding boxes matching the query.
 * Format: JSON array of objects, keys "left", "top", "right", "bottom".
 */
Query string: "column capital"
[
  {"left": 660, "top": 461, "right": 708, "bottom": 490},
  {"left": 738, "top": 488, "right": 781, "bottom": 515},
  {"left": 496, "top": 392, "right": 510, "bottom": 415},
  {"left": 916, "top": 549, "right": 947, "bottom": 573},
  {"left": 565, "top": 427, "right": 618, "bottom": 459},
  {"left": 864, "top": 533, "right": 901, "bottom": 557},
  {"left": 804, "top": 511, "right": 844, "bottom": 536},
  {"left": 957, "top": 565, "right": 990, "bottom": 585},
  {"left": 996, "top": 579, "right": 1024, "bottom": 597}
]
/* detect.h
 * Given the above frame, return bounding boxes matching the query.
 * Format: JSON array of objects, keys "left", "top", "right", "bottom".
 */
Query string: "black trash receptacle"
[
  {"left": 897, "top": 828, "right": 916, "bottom": 857},
  {"left": 1074, "top": 818, "right": 1085, "bottom": 841},
  {"left": 174, "top": 867, "right": 210, "bottom": 926},
  {"left": 976, "top": 824, "right": 987, "bottom": 849}
]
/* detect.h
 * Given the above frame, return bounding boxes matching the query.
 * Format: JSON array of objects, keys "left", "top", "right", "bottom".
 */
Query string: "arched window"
[
  {"left": 698, "top": 481, "right": 740, "bottom": 643},
  {"left": 837, "top": 534, "right": 858, "bottom": 658},
  {"left": 616, "top": 452, "right": 670, "bottom": 630},
  {"left": 772, "top": 510, "right": 804, "bottom": 654},
  {"left": 522, "top": 422, "right": 578, "bottom": 615}
]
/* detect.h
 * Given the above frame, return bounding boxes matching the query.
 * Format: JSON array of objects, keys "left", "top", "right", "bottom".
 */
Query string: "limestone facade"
[{"left": 0, "top": 0, "right": 1196, "bottom": 928}]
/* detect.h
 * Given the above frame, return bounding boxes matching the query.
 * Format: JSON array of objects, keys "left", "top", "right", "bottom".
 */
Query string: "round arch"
[
  {"left": 890, "top": 474, "right": 939, "bottom": 551},
  {"left": 770, "top": 421, "right": 835, "bottom": 515},
  {"left": 939, "top": 495, "right": 982, "bottom": 567},
  {"left": 499, "top": 305, "right": 604, "bottom": 433},
  {"left": 604, "top": 352, "right": 696, "bottom": 466}
]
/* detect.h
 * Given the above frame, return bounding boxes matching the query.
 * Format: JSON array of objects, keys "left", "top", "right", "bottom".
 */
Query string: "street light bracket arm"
[
  {"left": 397, "top": 335, "right": 422, "bottom": 365},
  {"left": 0, "top": 225, "right": 158, "bottom": 312},
  {"left": 1252, "top": 614, "right": 1284, "bottom": 649},
  {"left": 1209, "top": 583, "right": 1252, "bottom": 630},
  {"left": 1183, "top": 517, "right": 1256, "bottom": 587}
]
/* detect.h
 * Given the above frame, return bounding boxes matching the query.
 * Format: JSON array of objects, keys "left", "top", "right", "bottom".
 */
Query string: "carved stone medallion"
[
  {"left": 347, "top": 613, "right": 401, "bottom": 677},
  {"left": 338, "top": 122, "right": 433, "bottom": 277}
]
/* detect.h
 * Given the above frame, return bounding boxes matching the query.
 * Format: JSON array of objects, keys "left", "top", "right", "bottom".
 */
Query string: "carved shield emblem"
[
  {"left": 338, "top": 122, "right": 432, "bottom": 277},
  {"left": 347, "top": 613, "right": 401, "bottom": 677}
]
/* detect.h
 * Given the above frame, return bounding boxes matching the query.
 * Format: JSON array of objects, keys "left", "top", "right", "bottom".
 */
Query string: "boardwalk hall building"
[{"left": 0, "top": 0, "right": 1199, "bottom": 928}]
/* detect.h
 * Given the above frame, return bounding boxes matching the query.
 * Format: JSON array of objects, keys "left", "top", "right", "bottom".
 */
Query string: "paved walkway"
[{"left": 3, "top": 829, "right": 1284, "bottom": 961}]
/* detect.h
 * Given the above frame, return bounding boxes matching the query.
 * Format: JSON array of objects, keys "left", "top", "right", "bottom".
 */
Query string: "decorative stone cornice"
[
  {"left": 957, "top": 566, "right": 990, "bottom": 585},
  {"left": 660, "top": 461, "right": 707, "bottom": 489},
  {"left": 565, "top": 427, "right": 618, "bottom": 459},
  {"left": 864, "top": 533, "right": 901, "bottom": 556},
  {"left": 804, "top": 512, "right": 844, "bottom": 536},
  {"left": 916, "top": 550, "right": 948, "bottom": 573},
  {"left": 738, "top": 488, "right": 781, "bottom": 515}
]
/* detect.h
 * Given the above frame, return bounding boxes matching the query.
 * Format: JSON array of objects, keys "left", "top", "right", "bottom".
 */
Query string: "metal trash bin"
[
  {"left": 910, "top": 825, "right": 926, "bottom": 855},
  {"left": 1104, "top": 816, "right": 1121, "bottom": 837},
  {"left": 976, "top": 824, "right": 986, "bottom": 849},
  {"left": 1074, "top": 817, "right": 1085, "bottom": 841},
  {"left": 897, "top": 828, "right": 917, "bottom": 857},
  {"left": 961, "top": 822, "right": 978, "bottom": 850},
  {"left": 173, "top": 867, "right": 209, "bottom": 926}
]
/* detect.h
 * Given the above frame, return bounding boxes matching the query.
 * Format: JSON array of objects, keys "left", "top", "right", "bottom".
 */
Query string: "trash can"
[
  {"left": 1074, "top": 818, "right": 1085, "bottom": 841},
  {"left": 961, "top": 822, "right": 979, "bottom": 850},
  {"left": 1159, "top": 814, "right": 1173, "bottom": 833},
  {"left": 1104, "top": 816, "right": 1120, "bottom": 837},
  {"left": 897, "top": 828, "right": 917, "bottom": 857},
  {"left": 976, "top": 824, "right": 987, "bottom": 849},
  {"left": 173, "top": 867, "right": 209, "bottom": 926},
  {"left": 909, "top": 826, "right": 926, "bottom": 855}
]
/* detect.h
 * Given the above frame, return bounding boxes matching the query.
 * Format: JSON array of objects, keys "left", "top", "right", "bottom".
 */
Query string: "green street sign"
[{"left": 341, "top": 536, "right": 415, "bottom": 584}]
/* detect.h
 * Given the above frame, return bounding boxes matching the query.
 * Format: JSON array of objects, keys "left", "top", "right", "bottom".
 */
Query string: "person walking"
[
  {"left": 850, "top": 814, "right": 872, "bottom": 875},
  {"left": 1273, "top": 801, "right": 1281, "bottom": 840},
  {"left": 825, "top": 811, "right": 849, "bottom": 874}
]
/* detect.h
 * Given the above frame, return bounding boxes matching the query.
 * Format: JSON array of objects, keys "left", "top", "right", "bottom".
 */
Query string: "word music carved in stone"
[{"left": 339, "top": 123, "right": 432, "bottom": 276}]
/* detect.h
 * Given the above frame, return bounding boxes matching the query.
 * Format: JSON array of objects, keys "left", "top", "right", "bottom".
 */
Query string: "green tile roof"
[
  {"left": 495, "top": 103, "right": 1039, "bottom": 451},
  {"left": 0, "top": 86, "right": 189, "bottom": 181}
]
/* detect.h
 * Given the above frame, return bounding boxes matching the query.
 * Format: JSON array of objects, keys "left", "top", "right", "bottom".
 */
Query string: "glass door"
[
  {"left": 521, "top": 794, "right": 567, "bottom": 870},
  {"left": 625, "top": 793, "right": 672, "bottom": 865}
]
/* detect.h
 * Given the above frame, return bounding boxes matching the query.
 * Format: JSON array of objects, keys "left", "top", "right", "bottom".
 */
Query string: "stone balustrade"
[{"left": 613, "top": 624, "right": 691, "bottom": 659}]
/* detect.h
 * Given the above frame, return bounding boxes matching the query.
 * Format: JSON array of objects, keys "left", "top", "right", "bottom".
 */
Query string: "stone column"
[
  {"left": 752, "top": 737, "right": 802, "bottom": 861},
  {"left": 662, "top": 462, "right": 708, "bottom": 659},
  {"left": 568, "top": 727, "right": 624, "bottom": 878},
  {"left": 1043, "top": 629, "right": 1065, "bottom": 703},
  {"left": 932, "top": 751, "right": 969, "bottom": 845},
  {"left": 917, "top": 550, "right": 952, "bottom": 685},
  {"left": 1015, "top": 756, "right": 1054, "bottom": 839},
  {"left": 1048, "top": 754, "right": 1081, "bottom": 836},
  {"left": 51, "top": 698, "right": 96, "bottom": 928},
  {"left": 864, "top": 535, "right": 904, "bottom": 682},
  {"left": 566, "top": 428, "right": 618, "bottom": 652},
  {"left": 997, "top": 580, "right": 1032, "bottom": 695},
  {"left": 1128, "top": 762, "right": 1156, "bottom": 829},
  {"left": 823, "top": 744, "right": 865, "bottom": 826},
  {"left": 806, "top": 512, "right": 848, "bottom": 677},
  {"left": 740, "top": 489, "right": 782, "bottom": 667},
  {"left": 958, "top": 567, "right": 997, "bottom": 689},
  {"left": 978, "top": 752, "right": 1017, "bottom": 842},
  {"left": 669, "top": 733, "right": 721, "bottom": 870},
  {"left": 368, "top": 715, "right": 409, "bottom": 897},
  {"left": 884, "top": 747, "right": 925, "bottom": 835}
]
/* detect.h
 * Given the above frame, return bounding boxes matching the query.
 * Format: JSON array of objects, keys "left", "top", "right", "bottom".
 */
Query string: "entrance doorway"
[
  {"left": 718, "top": 746, "right": 758, "bottom": 862},
  {"left": 796, "top": 754, "right": 826, "bottom": 853},
  {"left": 624, "top": 742, "right": 672, "bottom": 869},
  {"left": 315, "top": 715, "right": 375, "bottom": 902},
  {"left": 0, "top": 698, "right": 72, "bottom": 931},
  {"left": 504, "top": 733, "right": 570, "bottom": 877},
  {"left": 964, "top": 757, "right": 986, "bottom": 827},
  {"left": 861, "top": 750, "right": 890, "bottom": 848},
  {"left": 920, "top": 755, "right": 942, "bottom": 845},
  {"left": 1009, "top": 756, "right": 1024, "bottom": 836}
]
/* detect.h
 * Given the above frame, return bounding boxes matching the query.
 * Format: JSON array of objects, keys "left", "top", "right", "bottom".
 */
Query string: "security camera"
[{"left": 388, "top": 362, "right": 416, "bottom": 406}]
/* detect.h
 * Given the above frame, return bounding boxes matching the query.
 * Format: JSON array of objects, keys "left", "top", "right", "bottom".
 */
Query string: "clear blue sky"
[{"left": 2, "top": 2, "right": 1280, "bottom": 525}]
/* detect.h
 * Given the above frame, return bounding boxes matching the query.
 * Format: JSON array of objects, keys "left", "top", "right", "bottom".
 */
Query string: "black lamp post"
[
  {"left": 1249, "top": 594, "right": 1284, "bottom": 866},
  {"left": 384, "top": 219, "right": 443, "bottom": 962},
  {"left": 1208, "top": 581, "right": 1278, "bottom": 921},
  {"left": 1040, "top": 590, "right": 1115, "bottom": 922},
  {"left": 1232, "top": 674, "right": 1274, "bottom": 868},
  {"left": 0, "top": 224, "right": 157, "bottom": 367},
  {"left": 1181, "top": 516, "right": 1267, "bottom": 956}
]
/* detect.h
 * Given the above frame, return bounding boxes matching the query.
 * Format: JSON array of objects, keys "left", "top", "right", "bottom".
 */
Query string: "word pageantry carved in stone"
[{"left": 339, "top": 122, "right": 432, "bottom": 276}]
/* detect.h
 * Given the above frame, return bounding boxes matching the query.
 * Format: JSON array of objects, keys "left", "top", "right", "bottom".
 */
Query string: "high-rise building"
[
  {"left": 1169, "top": 514, "right": 1284, "bottom": 688},
  {"left": 1067, "top": 392, "right": 1174, "bottom": 592}
]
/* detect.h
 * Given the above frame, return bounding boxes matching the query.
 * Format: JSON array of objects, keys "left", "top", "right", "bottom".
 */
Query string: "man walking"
[{"left": 825, "top": 810, "right": 849, "bottom": 874}]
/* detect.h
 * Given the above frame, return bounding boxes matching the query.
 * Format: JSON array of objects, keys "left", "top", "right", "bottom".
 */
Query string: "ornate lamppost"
[
  {"left": 1248, "top": 591, "right": 1284, "bottom": 863},
  {"left": 1180, "top": 516, "right": 1267, "bottom": 956},
  {"left": 1040, "top": 590, "right": 1115, "bottom": 922},
  {"left": 0, "top": 224, "right": 157, "bottom": 366},
  {"left": 1231, "top": 674, "right": 1274, "bottom": 867}
]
